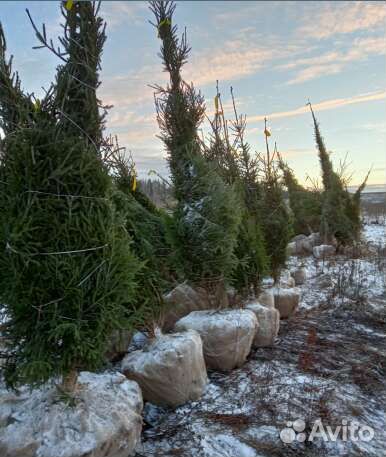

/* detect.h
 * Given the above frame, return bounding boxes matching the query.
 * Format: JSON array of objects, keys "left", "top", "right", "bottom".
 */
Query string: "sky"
[{"left": 1, "top": 1, "right": 385, "bottom": 189}]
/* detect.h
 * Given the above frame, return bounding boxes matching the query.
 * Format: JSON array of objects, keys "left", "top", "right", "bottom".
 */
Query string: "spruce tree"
[
  {"left": 259, "top": 123, "right": 293, "bottom": 282},
  {"left": 110, "top": 148, "right": 174, "bottom": 325},
  {"left": 0, "top": 2, "right": 139, "bottom": 391},
  {"left": 278, "top": 155, "right": 322, "bottom": 235},
  {"left": 52, "top": 1, "right": 106, "bottom": 148},
  {"left": 0, "top": 24, "right": 34, "bottom": 136},
  {"left": 344, "top": 170, "right": 370, "bottom": 240},
  {"left": 309, "top": 103, "right": 367, "bottom": 245},
  {"left": 150, "top": 1, "right": 240, "bottom": 303},
  {"left": 206, "top": 87, "right": 268, "bottom": 295}
]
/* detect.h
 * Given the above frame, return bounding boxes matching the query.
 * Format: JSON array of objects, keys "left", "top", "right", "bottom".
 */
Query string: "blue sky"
[{"left": 1, "top": 1, "right": 385, "bottom": 188}]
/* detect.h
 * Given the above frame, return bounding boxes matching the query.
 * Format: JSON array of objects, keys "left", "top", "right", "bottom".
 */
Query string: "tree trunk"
[{"left": 61, "top": 369, "right": 78, "bottom": 394}]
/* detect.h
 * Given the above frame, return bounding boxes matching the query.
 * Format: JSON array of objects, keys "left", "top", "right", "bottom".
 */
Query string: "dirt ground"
[{"left": 135, "top": 222, "right": 386, "bottom": 457}]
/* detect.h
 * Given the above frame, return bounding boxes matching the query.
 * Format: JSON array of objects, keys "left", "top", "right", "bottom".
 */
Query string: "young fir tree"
[
  {"left": 205, "top": 86, "right": 267, "bottom": 295},
  {"left": 150, "top": 1, "right": 240, "bottom": 304},
  {"left": 110, "top": 147, "right": 174, "bottom": 325},
  {"left": 0, "top": 2, "right": 139, "bottom": 391},
  {"left": 344, "top": 170, "right": 370, "bottom": 240},
  {"left": 259, "top": 122, "right": 293, "bottom": 282},
  {"left": 309, "top": 103, "right": 367, "bottom": 245},
  {"left": 278, "top": 154, "right": 322, "bottom": 235}
]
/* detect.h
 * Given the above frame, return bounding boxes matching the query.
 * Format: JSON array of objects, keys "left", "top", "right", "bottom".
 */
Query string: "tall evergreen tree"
[
  {"left": 53, "top": 1, "right": 106, "bottom": 148},
  {"left": 110, "top": 148, "right": 174, "bottom": 325},
  {"left": 205, "top": 87, "right": 267, "bottom": 295},
  {"left": 259, "top": 124, "right": 293, "bottom": 281},
  {"left": 278, "top": 155, "right": 322, "bottom": 235},
  {"left": 309, "top": 103, "right": 367, "bottom": 244},
  {"left": 0, "top": 1, "right": 139, "bottom": 391},
  {"left": 0, "top": 24, "right": 34, "bottom": 136},
  {"left": 150, "top": 1, "right": 240, "bottom": 303}
]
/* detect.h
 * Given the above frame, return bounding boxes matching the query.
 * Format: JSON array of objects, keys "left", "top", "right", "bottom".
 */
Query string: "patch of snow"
[
  {"left": 0, "top": 371, "right": 143, "bottom": 457},
  {"left": 201, "top": 434, "right": 257, "bottom": 457},
  {"left": 363, "top": 222, "right": 386, "bottom": 246}
]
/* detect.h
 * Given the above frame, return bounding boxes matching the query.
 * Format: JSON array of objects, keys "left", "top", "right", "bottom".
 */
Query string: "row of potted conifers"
[
  {"left": 0, "top": 275, "right": 304, "bottom": 457},
  {"left": 121, "top": 279, "right": 302, "bottom": 408}
]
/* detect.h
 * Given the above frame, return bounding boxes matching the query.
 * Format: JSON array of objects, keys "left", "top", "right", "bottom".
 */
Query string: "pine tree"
[
  {"left": 0, "top": 1, "right": 139, "bottom": 391},
  {"left": 150, "top": 1, "right": 240, "bottom": 303},
  {"left": 278, "top": 155, "right": 322, "bottom": 235}
]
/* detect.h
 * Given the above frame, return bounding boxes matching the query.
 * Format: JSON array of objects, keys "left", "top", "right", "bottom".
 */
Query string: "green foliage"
[
  {"left": 0, "top": 24, "right": 34, "bottom": 135},
  {"left": 0, "top": 3, "right": 140, "bottom": 389},
  {"left": 232, "top": 209, "right": 267, "bottom": 294},
  {"left": 165, "top": 154, "right": 241, "bottom": 287},
  {"left": 279, "top": 158, "right": 322, "bottom": 235},
  {"left": 260, "top": 178, "right": 293, "bottom": 281},
  {"left": 53, "top": 1, "right": 106, "bottom": 147},
  {"left": 0, "top": 125, "right": 139, "bottom": 388},
  {"left": 112, "top": 153, "right": 174, "bottom": 322},
  {"left": 259, "top": 140, "right": 293, "bottom": 281},
  {"left": 343, "top": 170, "right": 369, "bottom": 241},
  {"left": 151, "top": 1, "right": 240, "bottom": 294},
  {"left": 309, "top": 105, "right": 367, "bottom": 245},
  {"left": 230, "top": 116, "right": 268, "bottom": 294},
  {"left": 150, "top": 1, "right": 205, "bottom": 203}
]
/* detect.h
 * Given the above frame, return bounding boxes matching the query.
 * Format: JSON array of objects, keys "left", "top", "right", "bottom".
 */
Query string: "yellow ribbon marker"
[
  {"left": 33, "top": 99, "right": 41, "bottom": 112},
  {"left": 132, "top": 175, "right": 137, "bottom": 192},
  {"left": 158, "top": 18, "right": 171, "bottom": 38},
  {"left": 214, "top": 95, "right": 219, "bottom": 114},
  {"left": 65, "top": 0, "right": 74, "bottom": 11},
  {"left": 264, "top": 128, "right": 271, "bottom": 137}
]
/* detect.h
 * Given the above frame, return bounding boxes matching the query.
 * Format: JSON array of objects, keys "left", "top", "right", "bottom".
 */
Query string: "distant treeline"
[{"left": 138, "top": 178, "right": 174, "bottom": 208}]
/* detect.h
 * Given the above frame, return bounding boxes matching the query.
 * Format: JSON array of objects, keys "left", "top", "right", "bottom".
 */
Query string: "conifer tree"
[
  {"left": 52, "top": 1, "right": 106, "bottom": 147},
  {"left": 309, "top": 103, "right": 367, "bottom": 244},
  {"left": 150, "top": 0, "right": 240, "bottom": 303},
  {"left": 0, "top": 1, "right": 138, "bottom": 391},
  {"left": 344, "top": 170, "right": 370, "bottom": 240},
  {"left": 259, "top": 122, "right": 293, "bottom": 281},
  {"left": 206, "top": 87, "right": 267, "bottom": 295},
  {"left": 278, "top": 155, "right": 322, "bottom": 235},
  {"left": 0, "top": 24, "right": 34, "bottom": 136},
  {"left": 110, "top": 147, "right": 174, "bottom": 324}
]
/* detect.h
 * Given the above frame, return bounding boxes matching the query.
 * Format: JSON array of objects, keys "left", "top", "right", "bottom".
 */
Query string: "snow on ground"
[
  {"left": 363, "top": 222, "right": 386, "bottom": 247},
  {"left": 0, "top": 371, "right": 143, "bottom": 457},
  {"left": 135, "top": 222, "right": 386, "bottom": 457}
]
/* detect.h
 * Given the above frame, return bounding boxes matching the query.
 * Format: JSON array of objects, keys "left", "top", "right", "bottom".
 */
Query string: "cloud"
[
  {"left": 100, "top": 2, "right": 147, "bottom": 29},
  {"left": 286, "top": 63, "right": 343, "bottom": 85},
  {"left": 282, "top": 36, "right": 386, "bottom": 85},
  {"left": 100, "top": 32, "right": 306, "bottom": 135},
  {"left": 277, "top": 148, "right": 315, "bottom": 159},
  {"left": 362, "top": 122, "right": 386, "bottom": 134},
  {"left": 297, "top": 2, "right": 386, "bottom": 40},
  {"left": 248, "top": 90, "right": 386, "bottom": 123},
  {"left": 184, "top": 37, "right": 306, "bottom": 88}
]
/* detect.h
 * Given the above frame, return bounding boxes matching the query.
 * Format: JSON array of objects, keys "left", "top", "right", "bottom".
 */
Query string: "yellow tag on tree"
[
  {"left": 159, "top": 18, "right": 171, "bottom": 28},
  {"left": 214, "top": 95, "right": 219, "bottom": 113},
  {"left": 158, "top": 18, "right": 171, "bottom": 37},
  {"left": 132, "top": 175, "right": 137, "bottom": 192},
  {"left": 264, "top": 128, "right": 271, "bottom": 137},
  {"left": 65, "top": 0, "right": 73, "bottom": 11}
]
